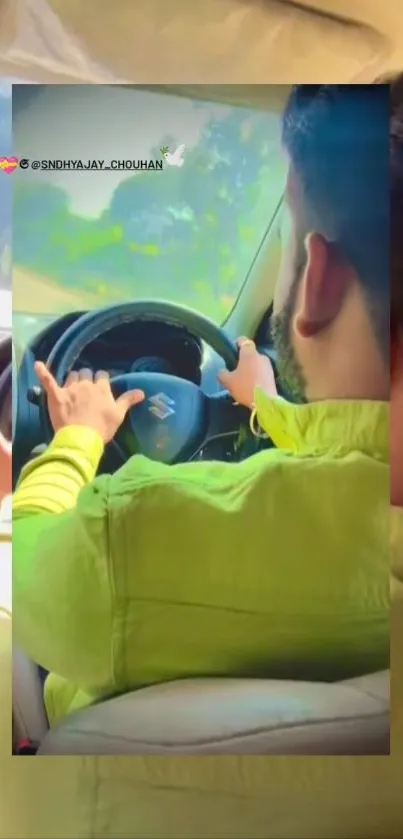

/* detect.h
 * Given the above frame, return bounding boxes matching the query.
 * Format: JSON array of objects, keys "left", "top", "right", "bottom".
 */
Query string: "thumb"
[
  {"left": 237, "top": 337, "right": 257, "bottom": 359},
  {"left": 217, "top": 369, "right": 232, "bottom": 389},
  {"left": 116, "top": 388, "right": 145, "bottom": 414}
]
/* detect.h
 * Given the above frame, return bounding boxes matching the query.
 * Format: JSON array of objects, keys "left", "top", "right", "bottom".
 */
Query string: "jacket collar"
[{"left": 254, "top": 388, "right": 389, "bottom": 461}]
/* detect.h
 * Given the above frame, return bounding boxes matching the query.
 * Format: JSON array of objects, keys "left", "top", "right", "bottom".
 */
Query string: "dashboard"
[
  {"left": 30, "top": 312, "right": 205, "bottom": 384},
  {"left": 14, "top": 311, "right": 275, "bottom": 480}
]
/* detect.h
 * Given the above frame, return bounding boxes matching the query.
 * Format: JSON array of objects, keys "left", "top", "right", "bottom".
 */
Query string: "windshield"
[{"left": 12, "top": 85, "right": 286, "bottom": 352}]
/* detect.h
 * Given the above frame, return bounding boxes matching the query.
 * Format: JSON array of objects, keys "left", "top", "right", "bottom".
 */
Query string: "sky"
[{"left": 12, "top": 85, "right": 230, "bottom": 218}]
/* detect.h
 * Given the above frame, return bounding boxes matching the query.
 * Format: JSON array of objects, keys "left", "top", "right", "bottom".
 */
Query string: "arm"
[
  {"left": 13, "top": 427, "right": 280, "bottom": 694},
  {"left": 13, "top": 425, "right": 115, "bottom": 691},
  {"left": 13, "top": 412, "right": 389, "bottom": 699},
  {"left": 12, "top": 382, "right": 282, "bottom": 695},
  {"left": 12, "top": 351, "right": 284, "bottom": 695},
  {"left": 13, "top": 425, "right": 104, "bottom": 516}
]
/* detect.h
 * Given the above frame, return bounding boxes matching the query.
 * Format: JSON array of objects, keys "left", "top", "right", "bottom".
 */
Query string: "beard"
[{"left": 270, "top": 257, "right": 308, "bottom": 403}]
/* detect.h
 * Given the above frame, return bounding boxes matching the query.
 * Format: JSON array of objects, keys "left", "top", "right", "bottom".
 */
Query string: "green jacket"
[{"left": 13, "top": 391, "right": 389, "bottom": 724}]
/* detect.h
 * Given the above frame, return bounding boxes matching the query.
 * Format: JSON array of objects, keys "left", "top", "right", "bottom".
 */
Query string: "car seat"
[{"left": 12, "top": 650, "right": 389, "bottom": 755}]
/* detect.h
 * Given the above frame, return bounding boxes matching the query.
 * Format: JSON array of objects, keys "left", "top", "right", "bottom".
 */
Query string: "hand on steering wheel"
[
  {"left": 38, "top": 300, "right": 275, "bottom": 465},
  {"left": 35, "top": 362, "right": 145, "bottom": 443},
  {"left": 218, "top": 337, "right": 277, "bottom": 408},
  {"left": 37, "top": 337, "right": 277, "bottom": 445}
]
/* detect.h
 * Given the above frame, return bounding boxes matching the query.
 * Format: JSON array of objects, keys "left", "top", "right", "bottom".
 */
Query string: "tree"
[{"left": 13, "top": 103, "right": 285, "bottom": 319}]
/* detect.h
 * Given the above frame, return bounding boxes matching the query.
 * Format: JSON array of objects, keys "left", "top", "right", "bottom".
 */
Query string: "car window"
[{"left": 11, "top": 85, "right": 286, "bottom": 349}]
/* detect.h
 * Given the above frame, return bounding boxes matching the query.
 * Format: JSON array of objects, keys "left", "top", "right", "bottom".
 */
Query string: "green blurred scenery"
[{"left": 13, "top": 98, "right": 286, "bottom": 349}]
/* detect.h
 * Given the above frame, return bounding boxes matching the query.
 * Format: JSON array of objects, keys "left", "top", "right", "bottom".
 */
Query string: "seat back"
[{"left": 38, "top": 671, "right": 389, "bottom": 755}]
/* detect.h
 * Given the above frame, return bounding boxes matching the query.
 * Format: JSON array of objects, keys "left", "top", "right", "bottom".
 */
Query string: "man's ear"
[{"left": 294, "top": 232, "right": 349, "bottom": 338}]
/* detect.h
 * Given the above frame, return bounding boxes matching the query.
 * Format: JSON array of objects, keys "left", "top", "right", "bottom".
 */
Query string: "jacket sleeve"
[
  {"left": 13, "top": 425, "right": 115, "bottom": 692},
  {"left": 13, "top": 401, "right": 388, "bottom": 698},
  {"left": 12, "top": 419, "right": 283, "bottom": 694}
]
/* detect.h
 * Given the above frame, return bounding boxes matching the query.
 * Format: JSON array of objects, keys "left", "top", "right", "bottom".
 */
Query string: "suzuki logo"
[{"left": 148, "top": 392, "right": 175, "bottom": 420}]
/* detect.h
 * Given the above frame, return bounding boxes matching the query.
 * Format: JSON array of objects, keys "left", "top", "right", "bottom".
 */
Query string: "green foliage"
[{"left": 13, "top": 106, "right": 286, "bottom": 321}]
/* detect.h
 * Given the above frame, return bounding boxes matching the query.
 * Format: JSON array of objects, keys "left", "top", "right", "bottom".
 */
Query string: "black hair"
[{"left": 281, "top": 84, "right": 390, "bottom": 357}]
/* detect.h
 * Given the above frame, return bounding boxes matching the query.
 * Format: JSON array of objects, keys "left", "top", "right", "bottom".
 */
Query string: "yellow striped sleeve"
[{"left": 13, "top": 425, "right": 105, "bottom": 516}]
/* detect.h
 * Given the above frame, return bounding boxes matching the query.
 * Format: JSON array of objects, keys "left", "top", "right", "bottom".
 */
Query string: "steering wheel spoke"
[{"left": 109, "top": 435, "right": 130, "bottom": 467}]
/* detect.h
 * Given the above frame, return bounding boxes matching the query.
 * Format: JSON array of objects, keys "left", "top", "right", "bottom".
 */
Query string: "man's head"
[{"left": 271, "top": 85, "right": 390, "bottom": 402}]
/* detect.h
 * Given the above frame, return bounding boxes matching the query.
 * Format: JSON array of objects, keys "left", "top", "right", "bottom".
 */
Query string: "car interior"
[
  {"left": 7, "top": 78, "right": 390, "bottom": 756},
  {"left": 0, "top": 0, "right": 402, "bottom": 84}
]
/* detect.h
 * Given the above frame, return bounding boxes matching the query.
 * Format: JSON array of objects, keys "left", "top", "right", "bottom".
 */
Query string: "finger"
[
  {"left": 116, "top": 389, "right": 145, "bottom": 412},
  {"left": 94, "top": 369, "right": 110, "bottom": 383},
  {"left": 236, "top": 336, "right": 254, "bottom": 346},
  {"left": 95, "top": 369, "right": 111, "bottom": 391},
  {"left": 65, "top": 371, "right": 79, "bottom": 385},
  {"left": 78, "top": 368, "right": 93, "bottom": 381},
  {"left": 237, "top": 337, "right": 256, "bottom": 355},
  {"left": 34, "top": 361, "right": 60, "bottom": 398},
  {"left": 239, "top": 343, "right": 256, "bottom": 359}
]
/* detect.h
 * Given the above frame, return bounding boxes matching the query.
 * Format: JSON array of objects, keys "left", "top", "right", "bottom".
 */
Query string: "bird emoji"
[{"left": 160, "top": 144, "right": 185, "bottom": 167}]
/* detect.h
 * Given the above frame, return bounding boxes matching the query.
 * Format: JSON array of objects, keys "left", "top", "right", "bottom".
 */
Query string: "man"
[{"left": 13, "top": 85, "right": 390, "bottom": 726}]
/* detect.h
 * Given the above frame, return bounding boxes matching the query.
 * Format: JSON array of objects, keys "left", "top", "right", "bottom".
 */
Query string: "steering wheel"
[{"left": 41, "top": 300, "right": 250, "bottom": 465}]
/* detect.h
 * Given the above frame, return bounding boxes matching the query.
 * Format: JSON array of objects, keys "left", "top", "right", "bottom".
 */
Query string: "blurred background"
[{"left": 11, "top": 84, "right": 286, "bottom": 354}]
